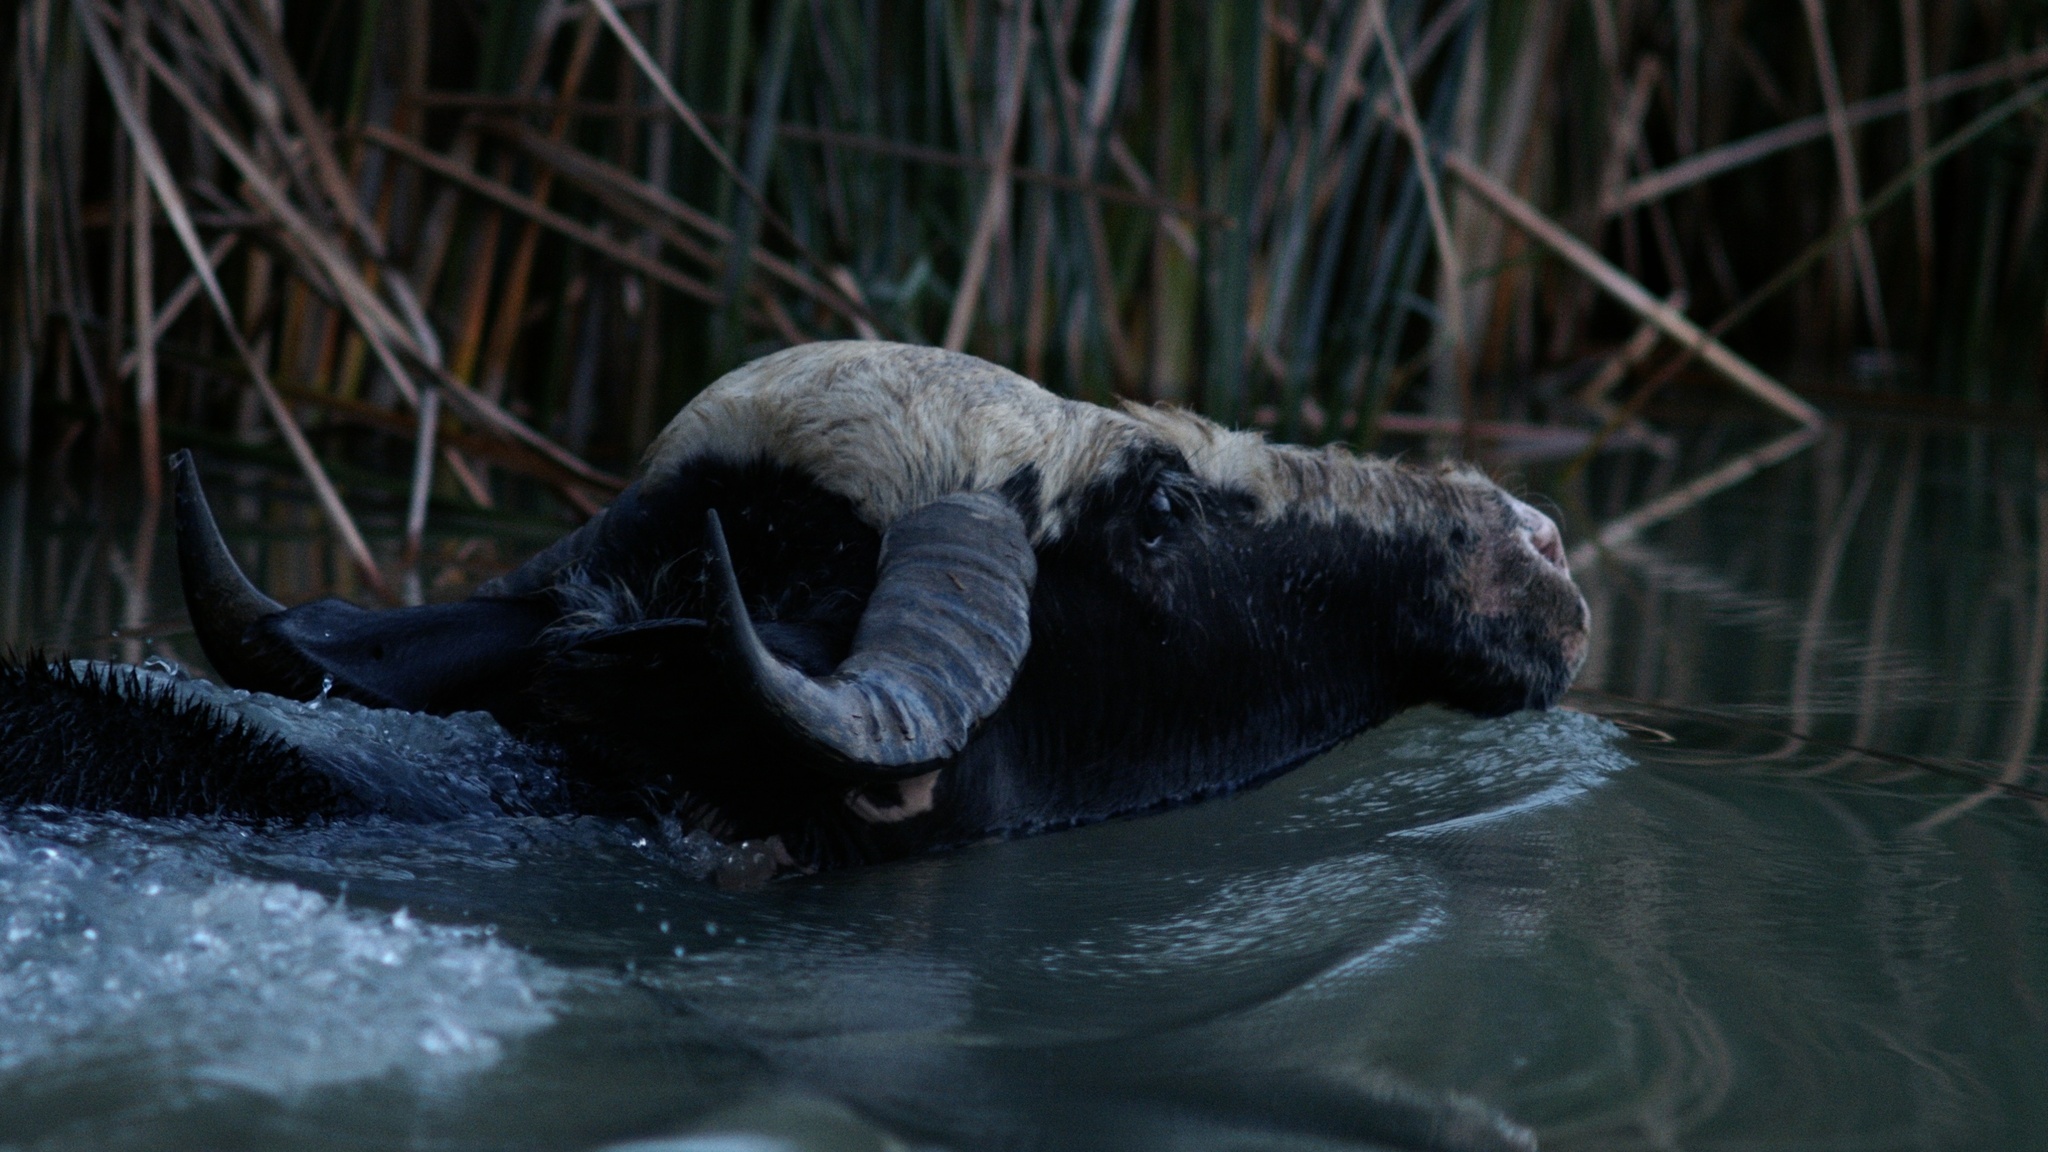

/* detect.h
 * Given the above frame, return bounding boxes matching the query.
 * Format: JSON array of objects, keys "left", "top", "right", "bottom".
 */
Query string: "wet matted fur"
[{"left": 0, "top": 653, "right": 346, "bottom": 819}]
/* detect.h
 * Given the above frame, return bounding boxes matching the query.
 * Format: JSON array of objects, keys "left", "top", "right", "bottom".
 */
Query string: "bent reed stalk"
[{"left": 0, "top": 0, "right": 2043, "bottom": 551}]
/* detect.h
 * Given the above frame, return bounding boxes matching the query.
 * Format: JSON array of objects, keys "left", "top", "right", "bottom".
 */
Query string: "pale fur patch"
[
  {"left": 645, "top": 342, "right": 1496, "bottom": 539},
  {"left": 1119, "top": 402, "right": 1503, "bottom": 534},
  {"left": 646, "top": 343, "right": 1138, "bottom": 540}
]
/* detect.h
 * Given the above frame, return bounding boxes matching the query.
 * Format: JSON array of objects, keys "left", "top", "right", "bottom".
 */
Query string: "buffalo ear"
[
  {"left": 251, "top": 595, "right": 556, "bottom": 712},
  {"left": 707, "top": 493, "right": 1036, "bottom": 779},
  {"left": 562, "top": 617, "right": 708, "bottom": 658},
  {"left": 172, "top": 451, "right": 554, "bottom": 712}
]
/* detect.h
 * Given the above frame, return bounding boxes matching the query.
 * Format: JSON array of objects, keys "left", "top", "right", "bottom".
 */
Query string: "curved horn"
[
  {"left": 708, "top": 493, "right": 1036, "bottom": 777},
  {"left": 170, "top": 450, "right": 325, "bottom": 697}
]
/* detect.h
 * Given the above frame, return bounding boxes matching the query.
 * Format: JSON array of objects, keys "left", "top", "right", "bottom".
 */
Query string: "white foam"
[{"left": 0, "top": 822, "right": 556, "bottom": 1094}]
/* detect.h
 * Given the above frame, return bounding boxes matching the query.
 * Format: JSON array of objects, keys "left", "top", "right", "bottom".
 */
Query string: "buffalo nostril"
[
  {"left": 1506, "top": 496, "right": 1569, "bottom": 573},
  {"left": 1528, "top": 521, "right": 1566, "bottom": 570}
]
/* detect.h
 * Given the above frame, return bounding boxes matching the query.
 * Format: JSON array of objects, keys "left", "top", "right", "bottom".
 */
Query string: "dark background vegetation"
[{"left": 4, "top": 0, "right": 2048, "bottom": 595}]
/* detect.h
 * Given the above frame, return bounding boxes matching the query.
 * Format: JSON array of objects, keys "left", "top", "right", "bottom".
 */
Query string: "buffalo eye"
[{"left": 1139, "top": 485, "right": 1176, "bottom": 550}]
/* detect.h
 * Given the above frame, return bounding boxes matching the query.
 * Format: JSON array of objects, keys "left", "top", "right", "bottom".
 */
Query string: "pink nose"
[{"left": 1505, "top": 496, "right": 1568, "bottom": 572}]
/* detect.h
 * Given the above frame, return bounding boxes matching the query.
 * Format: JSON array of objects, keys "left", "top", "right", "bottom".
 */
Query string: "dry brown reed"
[{"left": 1, "top": 0, "right": 2044, "bottom": 559}]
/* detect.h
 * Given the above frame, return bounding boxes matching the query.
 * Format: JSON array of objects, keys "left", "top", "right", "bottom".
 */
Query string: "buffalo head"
[{"left": 174, "top": 343, "right": 1587, "bottom": 867}]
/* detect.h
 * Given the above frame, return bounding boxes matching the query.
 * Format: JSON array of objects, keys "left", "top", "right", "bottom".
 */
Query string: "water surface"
[{"left": 0, "top": 423, "right": 2043, "bottom": 1150}]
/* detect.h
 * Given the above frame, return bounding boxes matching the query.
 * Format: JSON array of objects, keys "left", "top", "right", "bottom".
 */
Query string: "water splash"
[{"left": 0, "top": 818, "right": 557, "bottom": 1095}]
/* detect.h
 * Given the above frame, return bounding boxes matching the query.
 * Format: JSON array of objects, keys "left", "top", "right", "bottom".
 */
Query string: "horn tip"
[
  {"left": 703, "top": 509, "right": 745, "bottom": 631},
  {"left": 171, "top": 449, "right": 288, "bottom": 689},
  {"left": 169, "top": 450, "right": 207, "bottom": 513},
  {"left": 167, "top": 449, "right": 198, "bottom": 492}
]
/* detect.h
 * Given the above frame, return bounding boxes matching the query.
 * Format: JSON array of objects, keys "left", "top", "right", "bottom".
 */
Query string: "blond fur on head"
[{"left": 646, "top": 342, "right": 1474, "bottom": 540}]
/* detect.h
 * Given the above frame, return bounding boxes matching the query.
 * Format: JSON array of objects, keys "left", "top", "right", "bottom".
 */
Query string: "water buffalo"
[{"left": 2, "top": 343, "right": 1587, "bottom": 871}]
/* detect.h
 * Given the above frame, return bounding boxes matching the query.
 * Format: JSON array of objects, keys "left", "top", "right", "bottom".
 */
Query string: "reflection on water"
[
  {"left": 1, "top": 424, "right": 2045, "bottom": 1150},
  {"left": 1580, "top": 428, "right": 2048, "bottom": 817}
]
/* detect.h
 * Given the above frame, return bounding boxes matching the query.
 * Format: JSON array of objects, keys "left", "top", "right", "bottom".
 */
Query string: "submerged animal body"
[{"left": 5, "top": 344, "right": 1588, "bottom": 870}]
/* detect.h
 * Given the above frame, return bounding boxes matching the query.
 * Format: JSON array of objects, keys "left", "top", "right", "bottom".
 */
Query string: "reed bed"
[{"left": 2, "top": 0, "right": 2046, "bottom": 594}]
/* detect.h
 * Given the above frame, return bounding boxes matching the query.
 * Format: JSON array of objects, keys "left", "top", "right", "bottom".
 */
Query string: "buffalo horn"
[
  {"left": 707, "top": 493, "right": 1036, "bottom": 777},
  {"left": 170, "top": 450, "right": 326, "bottom": 697}
]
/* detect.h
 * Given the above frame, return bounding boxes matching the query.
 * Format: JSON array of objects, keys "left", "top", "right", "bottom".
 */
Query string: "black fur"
[
  {"left": 515, "top": 461, "right": 884, "bottom": 830},
  {"left": 486, "top": 447, "right": 1578, "bottom": 869},
  {"left": 859, "top": 452, "right": 1461, "bottom": 857},
  {"left": 4, "top": 441, "right": 1583, "bottom": 871},
  {"left": 0, "top": 653, "right": 350, "bottom": 819}
]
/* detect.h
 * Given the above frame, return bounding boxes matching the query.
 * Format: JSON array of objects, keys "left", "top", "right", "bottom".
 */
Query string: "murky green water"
[{"left": 2, "top": 422, "right": 2044, "bottom": 1151}]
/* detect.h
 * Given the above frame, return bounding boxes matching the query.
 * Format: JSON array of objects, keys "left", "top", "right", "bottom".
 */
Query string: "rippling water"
[{"left": 1, "top": 425, "right": 2044, "bottom": 1150}]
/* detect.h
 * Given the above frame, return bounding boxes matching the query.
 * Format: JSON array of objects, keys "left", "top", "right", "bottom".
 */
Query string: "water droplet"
[
  {"left": 703, "top": 921, "right": 718, "bottom": 936},
  {"left": 658, "top": 920, "right": 670, "bottom": 934}
]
